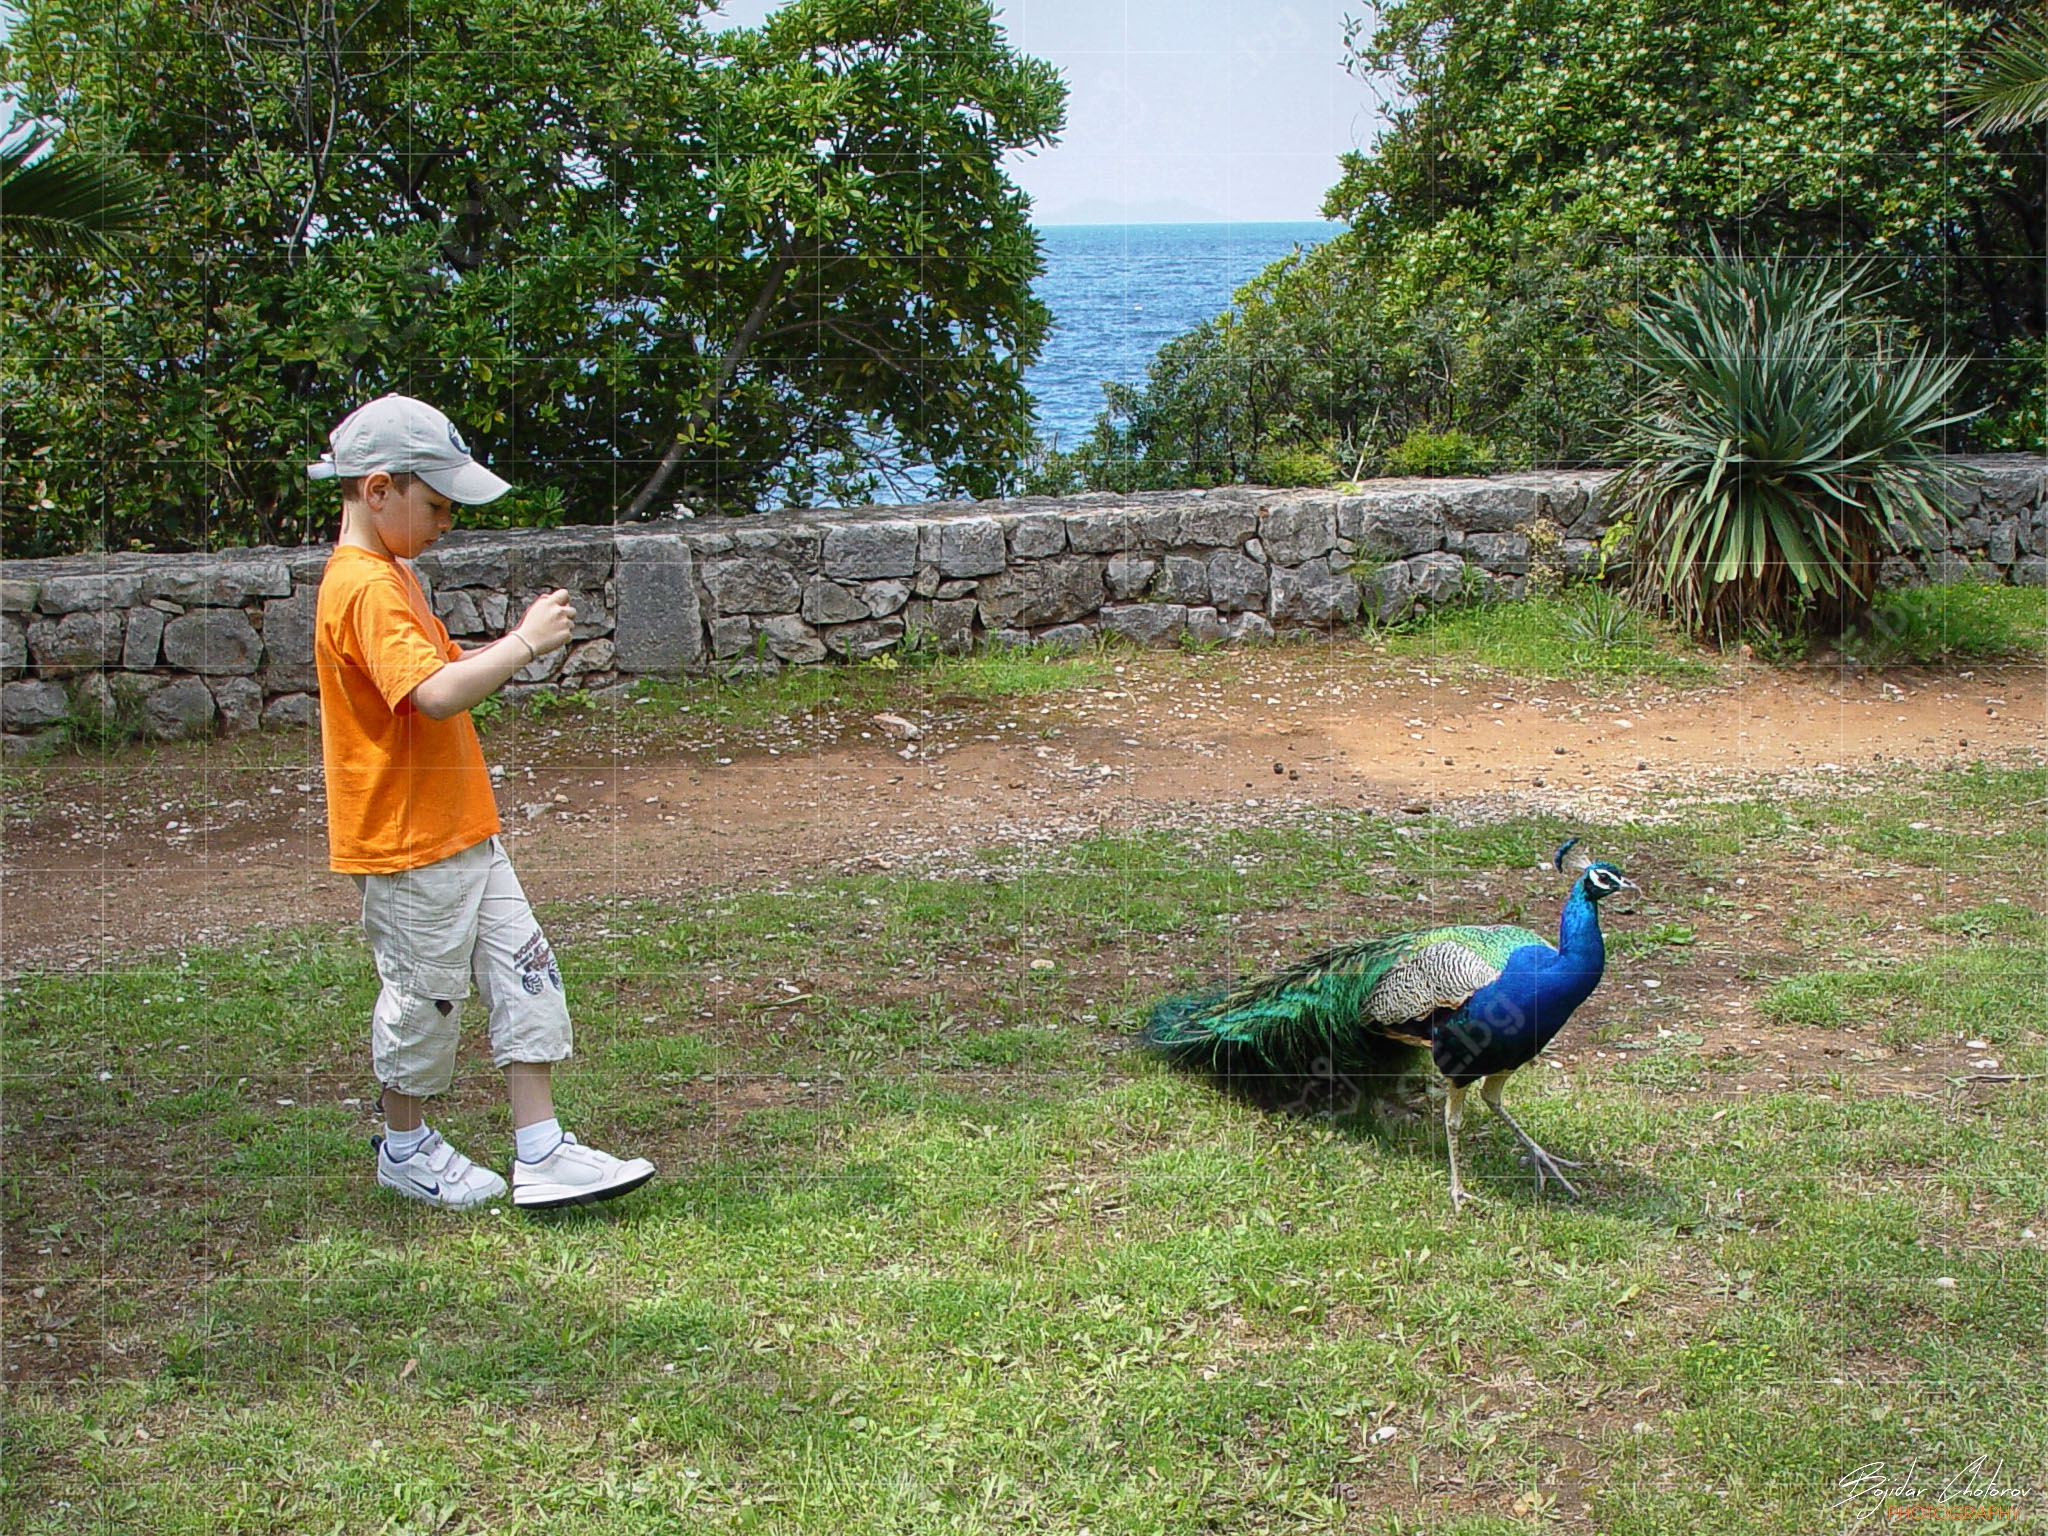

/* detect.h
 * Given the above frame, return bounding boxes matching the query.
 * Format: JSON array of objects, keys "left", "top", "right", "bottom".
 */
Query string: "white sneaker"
[
  {"left": 512, "top": 1133, "right": 655, "bottom": 1210},
  {"left": 374, "top": 1131, "right": 508, "bottom": 1210}
]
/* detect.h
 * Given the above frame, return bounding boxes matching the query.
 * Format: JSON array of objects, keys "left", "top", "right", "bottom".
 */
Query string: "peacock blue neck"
[
  {"left": 1529, "top": 876, "right": 1608, "bottom": 1044},
  {"left": 1555, "top": 877, "right": 1607, "bottom": 967}
]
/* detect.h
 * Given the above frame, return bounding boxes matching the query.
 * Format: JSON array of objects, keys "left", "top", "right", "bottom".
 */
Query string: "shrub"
[
  {"left": 1614, "top": 251, "right": 1975, "bottom": 642},
  {"left": 1384, "top": 428, "right": 1495, "bottom": 478},
  {"left": 1251, "top": 443, "right": 1342, "bottom": 486}
]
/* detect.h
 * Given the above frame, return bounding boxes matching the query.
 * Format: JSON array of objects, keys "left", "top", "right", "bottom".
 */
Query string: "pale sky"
[{"left": 710, "top": 1, "right": 1383, "bottom": 223}]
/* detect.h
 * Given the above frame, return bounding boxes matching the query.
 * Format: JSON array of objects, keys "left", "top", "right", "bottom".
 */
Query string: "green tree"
[
  {"left": 1065, "top": 0, "right": 2041, "bottom": 493},
  {"left": 0, "top": 0, "right": 1064, "bottom": 555}
]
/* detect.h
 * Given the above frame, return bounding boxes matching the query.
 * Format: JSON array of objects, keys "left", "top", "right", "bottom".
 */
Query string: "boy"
[{"left": 309, "top": 393, "right": 654, "bottom": 1210}]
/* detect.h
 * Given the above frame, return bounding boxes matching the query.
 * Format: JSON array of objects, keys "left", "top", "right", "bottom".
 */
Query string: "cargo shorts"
[{"left": 354, "top": 836, "right": 573, "bottom": 1097}]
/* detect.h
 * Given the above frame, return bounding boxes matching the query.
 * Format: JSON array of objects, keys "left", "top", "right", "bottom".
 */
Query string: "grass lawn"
[{"left": 3, "top": 610, "right": 2043, "bottom": 1531}]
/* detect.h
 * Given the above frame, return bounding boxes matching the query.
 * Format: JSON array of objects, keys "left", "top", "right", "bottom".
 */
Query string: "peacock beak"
[{"left": 1617, "top": 876, "right": 1641, "bottom": 891}]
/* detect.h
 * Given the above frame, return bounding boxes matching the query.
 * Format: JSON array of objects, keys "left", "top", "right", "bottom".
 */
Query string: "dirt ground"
[{"left": 3, "top": 646, "right": 2041, "bottom": 969}]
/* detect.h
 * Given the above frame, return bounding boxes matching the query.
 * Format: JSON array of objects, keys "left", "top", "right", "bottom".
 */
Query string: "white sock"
[
  {"left": 383, "top": 1122, "right": 430, "bottom": 1161},
  {"left": 515, "top": 1118, "right": 564, "bottom": 1163}
]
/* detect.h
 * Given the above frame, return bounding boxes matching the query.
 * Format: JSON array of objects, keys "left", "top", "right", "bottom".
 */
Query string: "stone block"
[
  {"left": 2015, "top": 557, "right": 2048, "bottom": 588},
  {"left": 2025, "top": 510, "right": 2048, "bottom": 558},
  {"left": 1, "top": 579, "right": 39, "bottom": 612},
  {"left": 69, "top": 671, "right": 117, "bottom": 733},
  {"left": 418, "top": 541, "right": 514, "bottom": 589},
  {"left": 913, "top": 563, "right": 942, "bottom": 597},
  {"left": 1036, "top": 622, "right": 1093, "bottom": 652},
  {"left": 1101, "top": 603, "right": 1188, "bottom": 647},
  {"left": 731, "top": 526, "right": 822, "bottom": 569},
  {"left": 1346, "top": 492, "right": 1446, "bottom": 557},
  {"left": 822, "top": 521, "right": 920, "bottom": 579},
  {"left": 210, "top": 676, "right": 264, "bottom": 733},
  {"left": 1206, "top": 550, "right": 1269, "bottom": 612},
  {"left": 1225, "top": 612, "right": 1274, "bottom": 646},
  {"left": 1258, "top": 499, "right": 1337, "bottom": 564},
  {"left": 1442, "top": 481, "right": 1542, "bottom": 532},
  {"left": 1136, "top": 507, "right": 1184, "bottom": 547},
  {"left": 709, "top": 616, "right": 754, "bottom": 659},
  {"left": 145, "top": 675, "right": 216, "bottom": 739},
  {"left": 28, "top": 609, "right": 125, "bottom": 673},
  {"left": 529, "top": 536, "right": 618, "bottom": 592},
  {"left": 1979, "top": 462, "right": 2046, "bottom": 516},
  {"left": 259, "top": 587, "right": 319, "bottom": 693},
  {"left": 513, "top": 641, "right": 569, "bottom": 682},
  {"left": 565, "top": 589, "right": 610, "bottom": 638},
  {"left": 262, "top": 692, "right": 319, "bottom": 730},
  {"left": 1181, "top": 504, "right": 1258, "bottom": 546},
  {"left": 1988, "top": 523, "right": 2018, "bottom": 566},
  {"left": 1562, "top": 539, "right": 1603, "bottom": 577},
  {"left": 1, "top": 727, "right": 65, "bottom": 759},
  {"left": 823, "top": 617, "right": 905, "bottom": 660},
  {"left": 976, "top": 556, "right": 1105, "bottom": 628},
  {"left": 1186, "top": 607, "right": 1227, "bottom": 646},
  {"left": 801, "top": 580, "right": 871, "bottom": 625},
  {"left": 756, "top": 615, "right": 826, "bottom": 664},
  {"left": 933, "top": 517, "right": 1008, "bottom": 577},
  {"left": 1064, "top": 509, "right": 1132, "bottom": 553},
  {"left": 1, "top": 615, "right": 25, "bottom": 678},
  {"left": 1105, "top": 555, "right": 1158, "bottom": 601},
  {"left": 1269, "top": 559, "right": 1361, "bottom": 626},
  {"left": 613, "top": 534, "right": 702, "bottom": 674},
  {"left": 2, "top": 678, "right": 69, "bottom": 729},
  {"left": 863, "top": 580, "right": 910, "bottom": 617},
  {"left": 702, "top": 558, "right": 800, "bottom": 616},
  {"left": 478, "top": 591, "right": 511, "bottom": 631},
  {"left": 162, "top": 608, "right": 261, "bottom": 674},
  {"left": 435, "top": 589, "right": 484, "bottom": 636},
  {"left": 1454, "top": 531, "right": 1531, "bottom": 574},
  {"left": 1956, "top": 515, "right": 1990, "bottom": 551},
  {"left": 1404, "top": 551, "right": 1470, "bottom": 608},
  {"left": 122, "top": 605, "right": 166, "bottom": 670},
  {"left": 925, "top": 599, "right": 978, "bottom": 655},
  {"left": 147, "top": 559, "right": 290, "bottom": 607},
  {"left": 933, "top": 579, "right": 979, "bottom": 600},
  {"left": 39, "top": 572, "right": 142, "bottom": 614},
  {"left": 1007, "top": 512, "right": 1067, "bottom": 558},
  {"left": 561, "top": 638, "right": 616, "bottom": 679},
  {"left": 990, "top": 627, "right": 1035, "bottom": 650},
  {"left": 1153, "top": 555, "right": 1210, "bottom": 605}
]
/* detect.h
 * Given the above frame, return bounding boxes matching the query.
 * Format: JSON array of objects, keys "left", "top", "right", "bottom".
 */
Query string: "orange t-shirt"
[{"left": 315, "top": 544, "right": 501, "bottom": 873}]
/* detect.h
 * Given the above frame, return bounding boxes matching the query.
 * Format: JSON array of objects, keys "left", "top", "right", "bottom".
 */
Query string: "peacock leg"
[
  {"left": 1480, "top": 1072, "right": 1583, "bottom": 1200},
  {"left": 1444, "top": 1083, "right": 1484, "bottom": 1213}
]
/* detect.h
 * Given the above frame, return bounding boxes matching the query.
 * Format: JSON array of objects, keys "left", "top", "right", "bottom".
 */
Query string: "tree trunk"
[{"left": 620, "top": 254, "right": 793, "bottom": 521}]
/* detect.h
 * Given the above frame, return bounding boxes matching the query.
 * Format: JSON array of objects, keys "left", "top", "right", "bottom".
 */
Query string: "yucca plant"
[
  {"left": 0, "top": 129, "right": 156, "bottom": 259},
  {"left": 1614, "top": 251, "right": 1977, "bottom": 641},
  {"left": 1953, "top": 13, "right": 2048, "bottom": 134}
]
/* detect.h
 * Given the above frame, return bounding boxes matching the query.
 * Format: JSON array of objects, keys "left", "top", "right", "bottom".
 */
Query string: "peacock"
[{"left": 1142, "top": 839, "right": 1638, "bottom": 1211}]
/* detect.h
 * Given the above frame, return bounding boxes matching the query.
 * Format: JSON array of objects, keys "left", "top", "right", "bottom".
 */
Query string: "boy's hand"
[{"left": 516, "top": 589, "right": 575, "bottom": 657}]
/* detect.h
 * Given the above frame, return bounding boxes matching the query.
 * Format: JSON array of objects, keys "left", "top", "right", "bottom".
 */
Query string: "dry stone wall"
[{"left": 4, "top": 458, "right": 2042, "bottom": 755}]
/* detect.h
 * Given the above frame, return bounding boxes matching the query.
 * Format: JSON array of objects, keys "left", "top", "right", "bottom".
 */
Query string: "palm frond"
[
  {"left": 0, "top": 134, "right": 157, "bottom": 258},
  {"left": 1954, "top": 16, "right": 2048, "bottom": 134}
]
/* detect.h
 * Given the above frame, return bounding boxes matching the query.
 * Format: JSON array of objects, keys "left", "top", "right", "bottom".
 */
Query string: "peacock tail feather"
[{"left": 1142, "top": 923, "right": 1551, "bottom": 1080}]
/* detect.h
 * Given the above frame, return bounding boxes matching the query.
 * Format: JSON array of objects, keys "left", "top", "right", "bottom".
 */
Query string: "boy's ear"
[{"left": 360, "top": 470, "right": 395, "bottom": 504}]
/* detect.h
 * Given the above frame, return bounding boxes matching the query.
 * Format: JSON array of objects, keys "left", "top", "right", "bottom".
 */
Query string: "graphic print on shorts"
[{"left": 513, "top": 931, "right": 564, "bottom": 995}]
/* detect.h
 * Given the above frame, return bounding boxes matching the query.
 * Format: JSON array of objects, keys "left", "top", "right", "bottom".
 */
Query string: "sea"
[{"left": 1023, "top": 221, "right": 1342, "bottom": 451}]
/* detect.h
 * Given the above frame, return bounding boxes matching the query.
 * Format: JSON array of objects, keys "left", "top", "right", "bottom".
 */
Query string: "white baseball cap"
[{"left": 306, "top": 394, "right": 513, "bottom": 504}]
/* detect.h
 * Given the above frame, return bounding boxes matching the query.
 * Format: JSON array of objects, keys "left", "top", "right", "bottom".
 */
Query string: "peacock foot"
[
  {"left": 1447, "top": 1177, "right": 1490, "bottom": 1215},
  {"left": 1517, "top": 1144, "right": 1583, "bottom": 1200}
]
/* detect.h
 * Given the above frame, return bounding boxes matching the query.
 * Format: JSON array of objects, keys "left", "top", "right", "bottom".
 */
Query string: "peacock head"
[{"left": 1554, "top": 838, "right": 1639, "bottom": 902}]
